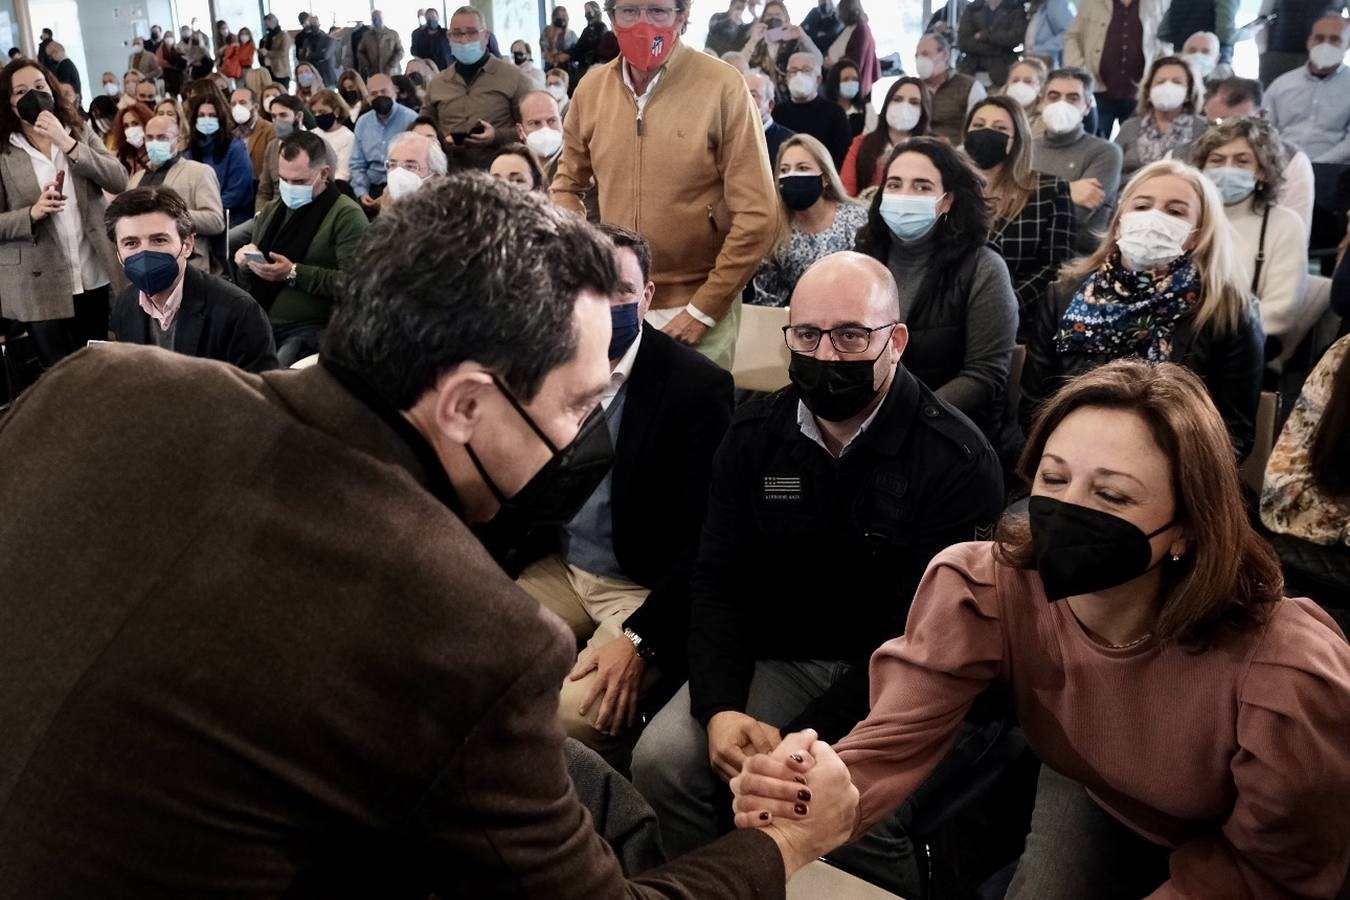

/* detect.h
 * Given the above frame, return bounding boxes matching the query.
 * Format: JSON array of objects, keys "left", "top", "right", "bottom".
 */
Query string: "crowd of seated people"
[{"left": 2, "top": 3, "right": 1350, "bottom": 898}]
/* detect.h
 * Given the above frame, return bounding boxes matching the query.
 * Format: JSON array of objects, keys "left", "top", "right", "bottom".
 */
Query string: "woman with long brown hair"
[
  {"left": 839, "top": 76, "right": 930, "bottom": 196},
  {"left": 962, "top": 94, "right": 1074, "bottom": 336},
  {"left": 1021, "top": 159, "right": 1263, "bottom": 460},
  {"left": 733, "top": 359, "right": 1350, "bottom": 898},
  {"left": 0, "top": 58, "right": 126, "bottom": 366}
]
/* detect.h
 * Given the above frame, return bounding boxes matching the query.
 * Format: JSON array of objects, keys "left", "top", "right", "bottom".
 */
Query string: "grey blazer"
[{"left": 0, "top": 128, "right": 128, "bottom": 322}]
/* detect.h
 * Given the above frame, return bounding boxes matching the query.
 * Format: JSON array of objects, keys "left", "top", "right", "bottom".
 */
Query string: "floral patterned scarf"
[
  {"left": 1056, "top": 253, "right": 1200, "bottom": 363},
  {"left": 1136, "top": 112, "right": 1196, "bottom": 170}
]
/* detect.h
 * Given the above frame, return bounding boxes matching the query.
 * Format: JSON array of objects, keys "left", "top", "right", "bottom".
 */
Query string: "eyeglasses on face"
[
  {"left": 783, "top": 322, "right": 898, "bottom": 354},
  {"left": 609, "top": 4, "right": 678, "bottom": 26}
]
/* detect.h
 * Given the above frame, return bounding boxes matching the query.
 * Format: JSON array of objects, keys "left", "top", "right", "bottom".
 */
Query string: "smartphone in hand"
[
  {"left": 243, "top": 250, "right": 270, "bottom": 265},
  {"left": 765, "top": 26, "right": 792, "bottom": 42},
  {"left": 54, "top": 170, "right": 65, "bottom": 197}
]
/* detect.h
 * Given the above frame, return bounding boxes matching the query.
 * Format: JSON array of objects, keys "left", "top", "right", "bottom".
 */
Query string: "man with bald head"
[
  {"left": 127, "top": 114, "right": 225, "bottom": 273},
  {"left": 350, "top": 72, "right": 419, "bottom": 214},
  {"left": 1265, "top": 14, "right": 1350, "bottom": 163},
  {"left": 631, "top": 252, "right": 1004, "bottom": 867},
  {"left": 745, "top": 69, "right": 794, "bottom": 167},
  {"left": 517, "top": 89, "right": 565, "bottom": 179},
  {"left": 770, "top": 51, "right": 851, "bottom": 167}
]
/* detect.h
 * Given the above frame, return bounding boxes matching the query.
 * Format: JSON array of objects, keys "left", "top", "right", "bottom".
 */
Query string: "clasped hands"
[{"left": 714, "top": 715, "right": 861, "bottom": 877}]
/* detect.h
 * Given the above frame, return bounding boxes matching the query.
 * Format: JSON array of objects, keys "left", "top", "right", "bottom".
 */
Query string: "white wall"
[{"left": 484, "top": 0, "right": 542, "bottom": 62}]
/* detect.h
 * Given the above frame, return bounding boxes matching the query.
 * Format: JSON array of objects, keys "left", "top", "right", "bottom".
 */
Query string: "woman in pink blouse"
[{"left": 732, "top": 359, "right": 1350, "bottom": 899}]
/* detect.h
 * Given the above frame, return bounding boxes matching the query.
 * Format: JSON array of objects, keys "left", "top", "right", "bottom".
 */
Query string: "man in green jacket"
[{"left": 235, "top": 132, "right": 368, "bottom": 365}]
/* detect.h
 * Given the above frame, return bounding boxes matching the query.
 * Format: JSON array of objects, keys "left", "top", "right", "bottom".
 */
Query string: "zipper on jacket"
[{"left": 706, "top": 204, "right": 718, "bottom": 233}]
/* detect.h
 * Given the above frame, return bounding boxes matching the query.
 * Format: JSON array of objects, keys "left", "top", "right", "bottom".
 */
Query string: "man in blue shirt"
[
  {"left": 349, "top": 73, "right": 419, "bottom": 216},
  {"left": 1266, "top": 14, "right": 1350, "bottom": 164}
]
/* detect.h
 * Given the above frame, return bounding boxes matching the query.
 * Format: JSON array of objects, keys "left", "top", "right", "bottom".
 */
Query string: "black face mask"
[
  {"left": 963, "top": 127, "right": 1011, "bottom": 170},
  {"left": 789, "top": 350, "right": 886, "bottom": 422},
  {"left": 466, "top": 375, "right": 615, "bottom": 530},
  {"left": 340, "top": 88, "right": 361, "bottom": 106},
  {"left": 371, "top": 95, "right": 394, "bottom": 117},
  {"left": 554, "top": 16, "right": 567, "bottom": 26},
  {"left": 17, "top": 88, "right": 55, "bottom": 125},
  {"left": 779, "top": 173, "right": 824, "bottom": 211},
  {"left": 512, "top": 51, "right": 529, "bottom": 65},
  {"left": 314, "top": 111, "right": 336, "bottom": 130},
  {"left": 1028, "top": 495, "right": 1176, "bottom": 602}
]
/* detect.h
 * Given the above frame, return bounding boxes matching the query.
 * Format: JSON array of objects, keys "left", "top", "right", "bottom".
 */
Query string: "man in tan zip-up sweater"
[{"left": 551, "top": 6, "right": 779, "bottom": 370}]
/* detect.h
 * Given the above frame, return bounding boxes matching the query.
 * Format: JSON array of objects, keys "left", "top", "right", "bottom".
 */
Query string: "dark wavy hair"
[
  {"left": 997, "top": 359, "right": 1282, "bottom": 650},
  {"left": 855, "top": 137, "right": 992, "bottom": 301},
  {"left": 322, "top": 172, "right": 620, "bottom": 409},
  {"left": 854, "top": 77, "right": 930, "bottom": 194},
  {"left": 0, "top": 58, "right": 81, "bottom": 151},
  {"left": 185, "top": 87, "right": 235, "bottom": 162}
]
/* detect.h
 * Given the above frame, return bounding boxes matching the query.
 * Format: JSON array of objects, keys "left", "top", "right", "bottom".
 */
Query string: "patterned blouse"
[
  {"left": 1261, "top": 335, "right": 1350, "bottom": 547},
  {"left": 750, "top": 202, "right": 870, "bottom": 308}
]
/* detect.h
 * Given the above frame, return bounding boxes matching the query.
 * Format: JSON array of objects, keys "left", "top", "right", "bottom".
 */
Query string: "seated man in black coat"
[
  {"left": 106, "top": 187, "right": 279, "bottom": 373},
  {"left": 630, "top": 252, "right": 1006, "bottom": 884},
  {"left": 510, "top": 224, "right": 735, "bottom": 766}
]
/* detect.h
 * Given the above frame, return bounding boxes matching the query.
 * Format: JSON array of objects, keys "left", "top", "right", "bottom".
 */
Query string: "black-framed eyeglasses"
[{"left": 783, "top": 322, "right": 898, "bottom": 354}]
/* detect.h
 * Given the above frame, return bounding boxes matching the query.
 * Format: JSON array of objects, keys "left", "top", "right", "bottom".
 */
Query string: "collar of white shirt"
[
  {"left": 139, "top": 272, "right": 187, "bottom": 333},
  {"left": 602, "top": 326, "right": 644, "bottom": 410},
  {"left": 796, "top": 395, "right": 884, "bottom": 457},
  {"left": 621, "top": 61, "right": 664, "bottom": 110}
]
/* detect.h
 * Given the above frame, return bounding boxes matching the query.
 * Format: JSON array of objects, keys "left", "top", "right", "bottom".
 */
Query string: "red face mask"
[{"left": 616, "top": 22, "right": 678, "bottom": 72}]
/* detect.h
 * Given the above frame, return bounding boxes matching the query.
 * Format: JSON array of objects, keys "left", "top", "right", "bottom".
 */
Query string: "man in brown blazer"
[{"left": 0, "top": 172, "right": 855, "bottom": 897}]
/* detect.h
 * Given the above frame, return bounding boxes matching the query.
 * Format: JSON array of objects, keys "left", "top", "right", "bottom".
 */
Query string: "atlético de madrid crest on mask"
[{"left": 651, "top": 36, "right": 664, "bottom": 56}]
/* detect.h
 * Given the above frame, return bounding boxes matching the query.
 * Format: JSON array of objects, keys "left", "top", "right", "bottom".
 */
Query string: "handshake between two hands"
[{"left": 728, "top": 727, "right": 861, "bottom": 879}]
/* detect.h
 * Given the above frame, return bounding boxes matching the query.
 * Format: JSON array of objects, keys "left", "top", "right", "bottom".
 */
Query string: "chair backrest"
[
  {"left": 1240, "top": 390, "right": 1280, "bottom": 495},
  {"left": 732, "top": 304, "right": 792, "bottom": 393}
]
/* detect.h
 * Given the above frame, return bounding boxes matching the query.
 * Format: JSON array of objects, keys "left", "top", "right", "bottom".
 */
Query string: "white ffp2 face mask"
[
  {"left": 1310, "top": 42, "right": 1347, "bottom": 70},
  {"left": 886, "top": 101, "right": 921, "bottom": 133},
  {"left": 1116, "top": 209, "right": 1194, "bottom": 271},
  {"left": 1040, "top": 100, "right": 1083, "bottom": 135},
  {"left": 385, "top": 166, "right": 425, "bottom": 201},
  {"left": 1005, "top": 80, "right": 1039, "bottom": 108},
  {"left": 1149, "top": 81, "right": 1188, "bottom": 112},
  {"left": 525, "top": 126, "right": 563, "bottom": 159},
  {"left": 788, "top": 72, "right": 817, "bottom": 100}
]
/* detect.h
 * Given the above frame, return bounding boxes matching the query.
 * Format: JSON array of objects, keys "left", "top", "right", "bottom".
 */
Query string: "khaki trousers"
[{"left": 517, "top": 553, "right": 655, "bottom": 761}]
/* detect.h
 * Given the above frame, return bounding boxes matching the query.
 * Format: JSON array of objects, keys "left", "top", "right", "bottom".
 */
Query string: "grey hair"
[
  {"left": 451, "top": 5, "right": 487, "bottom": 28},
  {"left": 389, "top": 130, "right": 448, "bottom": 175}
]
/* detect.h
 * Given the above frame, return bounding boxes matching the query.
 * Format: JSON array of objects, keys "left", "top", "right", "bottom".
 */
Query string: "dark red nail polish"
[
  {"left": 797, "top": 789, "right": 811, "bottom": 802},
  {"left": 794, "top": 803, "right": 808, "bottom": 815},
  {"left": 794, "top": 776, "right": 807, "bottom": 785},
  {"left": 790, "top": 753, "right": 804, "bottom": 764},
  {"left": 759, "top": 811, "right": 770, "bottom": 821}
]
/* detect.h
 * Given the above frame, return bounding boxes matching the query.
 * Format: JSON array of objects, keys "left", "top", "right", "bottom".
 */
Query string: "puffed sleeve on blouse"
[
  {"left": 834, "top": 542, "right": 1005, "bottom": 837},
  {"left": 1151, "top": 598, "right": 1350, "bottom": 899}
]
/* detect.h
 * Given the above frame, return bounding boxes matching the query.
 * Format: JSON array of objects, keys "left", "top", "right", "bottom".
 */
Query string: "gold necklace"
[{"left": 1103, "top": 632, "right": 1153, "bottom": 650}]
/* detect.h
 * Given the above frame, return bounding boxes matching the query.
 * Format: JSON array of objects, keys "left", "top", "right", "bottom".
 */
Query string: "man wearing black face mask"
[
  {"left": 0, "top": 172, "right": 859, "bottom": 897},
  {"left": 105, "top": 186, "right": 277, "bottom": 372},
  {"left": 501, "top": 225, "right": 733, "bottom": 767},
  {"left": 632, "top": 252, "right": 1004, "bottom": 882}
]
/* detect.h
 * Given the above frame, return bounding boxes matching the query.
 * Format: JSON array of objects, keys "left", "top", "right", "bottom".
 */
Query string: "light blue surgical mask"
[
  {"left": 298, "top": 71, "right": 316, "bottom": 87},
  {"left": 879, "top": 193, "right": 943, "bottom": 242},
  {"left": 1205, "top": 166, "right": 1257, "bottom": 205},
  {"left": 195, "top": 116, "right": 219, "bottom": 136},
  {"left": 451, "top": 40, "right": 485, "bottom": 65},
  {"left": 280, "top": 175, "right": 317, "bottom": 210},
  {"left": 146, "top": 139, "right": 174, "bottom": 167}
]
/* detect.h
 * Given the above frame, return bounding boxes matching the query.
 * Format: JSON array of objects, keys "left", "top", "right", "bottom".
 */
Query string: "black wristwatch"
[{"left": 623, "top": 627, "right": 657, "bottom": 661}]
